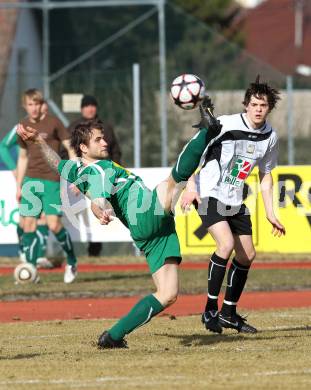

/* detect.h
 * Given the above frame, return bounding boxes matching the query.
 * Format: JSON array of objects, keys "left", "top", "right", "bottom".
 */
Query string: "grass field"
[
  {"left": 1, "top": 253, "right": 311, "bottom": 266},
  {"left": 0, "top": 255, "right": 310, "bottom": 389},
  {"left": 0, "top": 309, "right": 310, "bottom": 389},
  {"left": 0, "top": 266, "right": 310, "bottom": 301}
]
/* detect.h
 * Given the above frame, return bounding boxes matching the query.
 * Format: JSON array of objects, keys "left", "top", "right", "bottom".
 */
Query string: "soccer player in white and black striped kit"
[{"left": 181, "top": 77, "right": 286, "bottom": 333}]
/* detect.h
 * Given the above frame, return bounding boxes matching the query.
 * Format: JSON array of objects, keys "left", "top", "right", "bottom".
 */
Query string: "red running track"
[
  {"left": 0, "top": 261, "right": 311, "bottom": 275},
  {"left": 1, "top": 291, "right": 311, "bottom": 323}
]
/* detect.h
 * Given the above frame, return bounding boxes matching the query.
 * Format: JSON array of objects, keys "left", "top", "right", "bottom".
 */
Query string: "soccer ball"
[
  {"left": 14, "top": 263, "right": 39, "bottom": 284},
  {"left": 170, "top": 74, "right": 205, "bottom": 110}
]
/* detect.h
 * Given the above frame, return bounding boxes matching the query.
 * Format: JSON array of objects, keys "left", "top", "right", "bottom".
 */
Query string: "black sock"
[
  {"left": 205, "top": 253, "right": 228, "bottom": 312},
  {"left": 221, "top": 258, "right": 250, "bottom": 316}
]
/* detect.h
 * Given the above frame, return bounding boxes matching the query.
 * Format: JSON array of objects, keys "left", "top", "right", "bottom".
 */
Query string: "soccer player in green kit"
[
  {"left": 17, "top": 100, "right": 221, "bottom": 349},
  {"left": 0, "top": 101, "right": 53, "bottom": 268},
  {"left": 17, "top": 89, "right": 78, "bottom": 283}
]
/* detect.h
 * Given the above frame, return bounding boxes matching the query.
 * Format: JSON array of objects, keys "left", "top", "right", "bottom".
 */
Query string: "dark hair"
[
  {"left": 71, "top": 119, "right": 104, "bottom": 157},
  {"left": 81, "top": 95, "right": 98, "bottom": 108},
  {"left": 243, "top": 75, "right": 281, "bottom": 111}
]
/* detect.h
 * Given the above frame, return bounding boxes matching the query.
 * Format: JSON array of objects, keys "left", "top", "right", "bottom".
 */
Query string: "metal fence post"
[
  {"left": 133, "top": 63, "right": 141, "bottom": 168},
  {"left": 133, "top": 63, "right": 141, "bottom": 256},
  {"left": 42, "top": 0, "right": 50, "bottom": 99},
  {"left": 158, "top": 0, "right": 167, "bottom": 167},
  {"left": 286, "top": 75, "right": 294, "bottom": 165}
]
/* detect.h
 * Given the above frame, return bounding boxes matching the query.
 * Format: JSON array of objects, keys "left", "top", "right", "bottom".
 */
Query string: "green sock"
[
  {"left": 16, "top": 225, "right": 24, "bottom": 253},
  {"left": 22, "top": 232, "right": 39, "bottom": 265},
  {"left": 54, "top": 227, "right": 77, "bottom": 266},
  {"left": 36, "top": 224, "right": 49, "bottom": 258},
  {"left": 172, "top": 127, "right": 214, "bottom": 183},
  {"left": 109, "top": 294, "right": 164, "bottom": 340}
]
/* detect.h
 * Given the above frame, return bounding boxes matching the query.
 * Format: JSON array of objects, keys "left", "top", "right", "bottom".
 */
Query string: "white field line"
[
  {"left": 4, "top": 323, "right": 310, "bottom": 341},
  {"left": 218, "top": 369, "right": 311, "bottom": 378},
  {"left": 263, "top": 324, "right": 311, "bottom": 331},
  {"left": 242, "top": 369, "right": 311, "bottom": 377},
  {"left": 5, "top": 333, "right": 83, "bottom": 340},
  {"left": 267, "top": 312, "right": 311, "bottom": 318},
  {"left": 0, "top": 371, "right": 311, "bottom": 388},
  {"left": 0, "top": 376, "right": 187, "bottom": 388}
]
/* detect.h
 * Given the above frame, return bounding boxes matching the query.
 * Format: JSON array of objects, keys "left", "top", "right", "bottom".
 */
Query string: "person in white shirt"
[{"left": 181, "top": 76, "right": 286, "bottom": 334}]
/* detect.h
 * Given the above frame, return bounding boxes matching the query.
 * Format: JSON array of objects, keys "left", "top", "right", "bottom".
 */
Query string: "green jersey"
[
  {"left": 0, "top": 125, "right": 19, "bottom": 170},
  {"left": 58, "top": 159, "right": 145, "bottom": 228},
  {"left": 58, "top": 158, "right": 181, "bottom": 274}
]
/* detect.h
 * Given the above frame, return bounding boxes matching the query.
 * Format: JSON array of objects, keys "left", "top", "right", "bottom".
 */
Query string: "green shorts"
[
  {"left": 20, "top": 176, "right": 62, "bottom": 217},
  {"left": 127, "top": 186, "right": 181, "bottom": 274}
]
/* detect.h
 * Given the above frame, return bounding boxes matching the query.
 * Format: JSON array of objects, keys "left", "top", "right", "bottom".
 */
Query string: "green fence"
[{"left": 0, "top": 2, "right": 310, "bottom": 166}]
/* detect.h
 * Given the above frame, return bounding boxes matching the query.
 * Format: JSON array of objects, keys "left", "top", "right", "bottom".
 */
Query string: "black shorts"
[{"left": 197, "top": 197, "right": 252, "bottom": 235}]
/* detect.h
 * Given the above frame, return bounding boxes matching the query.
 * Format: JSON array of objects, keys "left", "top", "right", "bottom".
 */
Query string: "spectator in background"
[
  {"left": 0, "top": 101, "right": 53, "bottom": 269},
  {"left": 68, "top": 95, "right": 122, "bottom": 256},
  {"left": 17, "top": 89, "right": 78, "bottom": 283}
]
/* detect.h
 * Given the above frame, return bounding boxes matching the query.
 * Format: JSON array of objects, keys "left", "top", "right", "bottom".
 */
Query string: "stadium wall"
[{"left": 170, "top": 90, "right": 311, "bottom": 140}]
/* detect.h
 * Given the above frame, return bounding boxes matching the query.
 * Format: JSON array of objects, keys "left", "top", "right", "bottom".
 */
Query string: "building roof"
[{"left": 243, "top": 0, "right": 311, "bottom": 75}]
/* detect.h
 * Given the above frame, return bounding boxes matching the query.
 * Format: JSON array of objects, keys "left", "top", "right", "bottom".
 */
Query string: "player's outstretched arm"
[
  {"left": 91, "top": 198, "right": 115, "bottom": 225},
  {"left": 16, "top": 146, "right": 28, "bottom": 202},
  {"left": 36, "top": 138, "right": 60, "bottom": 173},
  {"left": 259, "top": 171, "right": 286, "bottom": 237},
  {"left": 180, "top": 174, "right": 201, "bottom": 212},
  {"left": 17, "top": 124, "right": 61, "bottom": 173}
]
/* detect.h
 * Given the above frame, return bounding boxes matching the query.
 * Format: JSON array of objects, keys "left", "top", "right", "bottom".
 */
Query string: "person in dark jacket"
[
  {"left": 68, "top": 95, "right": 122, "bottom": 164},
  {"left": 69, "top": 95, "right": 122, "bottom": 256}
]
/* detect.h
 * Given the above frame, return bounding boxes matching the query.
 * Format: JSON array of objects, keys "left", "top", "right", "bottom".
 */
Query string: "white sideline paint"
[
  {"left": 242, "top": 369, "right": 311, "bottom": 377},
  {"left": 5, "top": 323, "right": 309, "bottom": 341},
  {"left": 6, "top": 333, "right": 82, "bottom": 340},
  {"left": 0, "top": 376, "right": 188, "bottom": 387},
  {"left": 0, "top": 370, "right": 310, "bottom": 388},
  {"left": 263, "top": 324, "right": 310, "bottom": 331}
]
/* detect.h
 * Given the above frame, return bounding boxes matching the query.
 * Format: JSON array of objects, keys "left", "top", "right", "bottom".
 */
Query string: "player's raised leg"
[{"left": 158, "top": 99, "right": 222, "bottom": 214}]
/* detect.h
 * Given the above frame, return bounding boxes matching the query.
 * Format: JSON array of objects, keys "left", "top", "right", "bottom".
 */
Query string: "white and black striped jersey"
[{"left": 195, "top": 113, "right": 278, "bottom": 206}]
